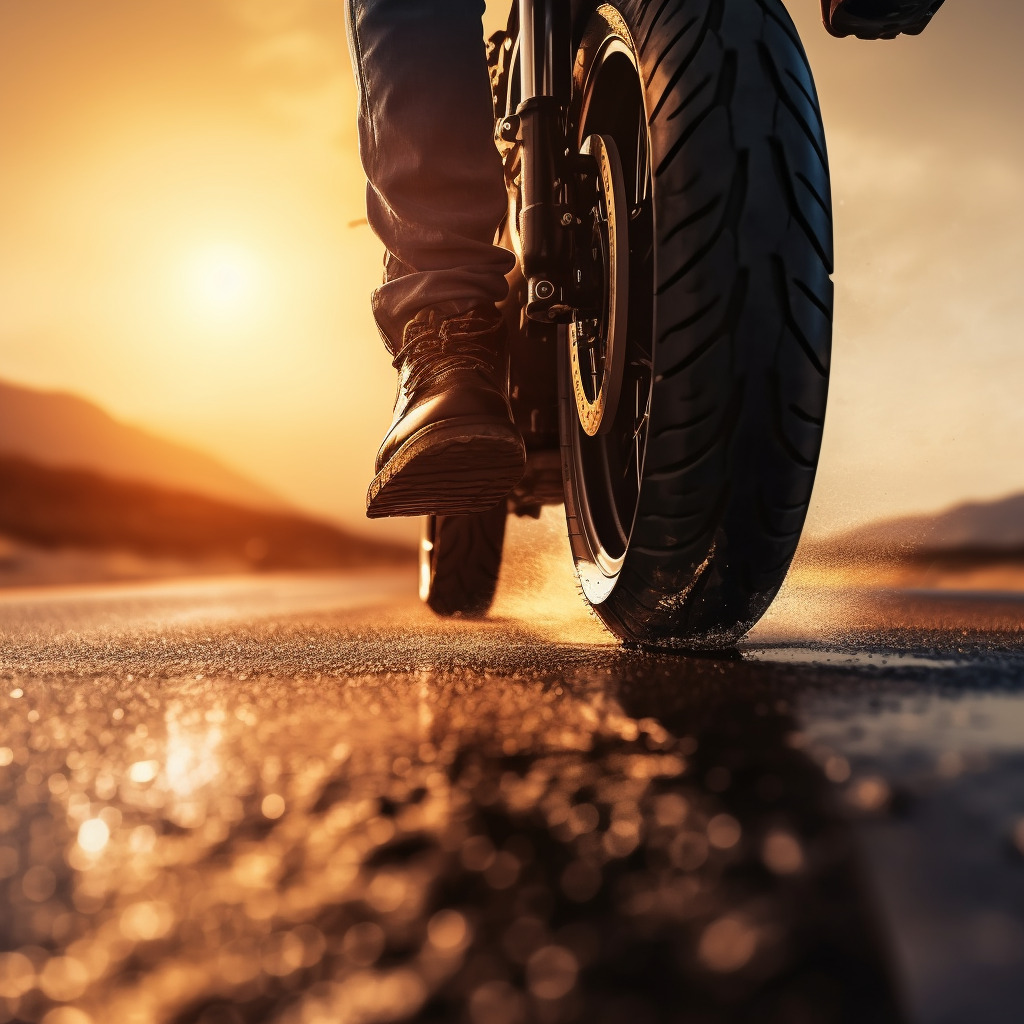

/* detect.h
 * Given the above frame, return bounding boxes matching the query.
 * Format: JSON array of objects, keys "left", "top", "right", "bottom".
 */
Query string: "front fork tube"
[
  {"left": 519, "top": 98, "right": 573, "bottom": 321},
  {"left": 514, "top": 0, "right": 580, "bottom": 324}
]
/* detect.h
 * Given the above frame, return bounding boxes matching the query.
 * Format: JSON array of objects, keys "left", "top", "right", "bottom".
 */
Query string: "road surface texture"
[{"left": 2, "top": 528, "right": 1024, "bottom": 1024}]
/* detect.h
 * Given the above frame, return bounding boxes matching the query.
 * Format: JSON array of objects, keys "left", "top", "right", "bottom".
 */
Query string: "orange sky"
[{"left": 1, "top": 0, "right": 1022, "bottom": 541}]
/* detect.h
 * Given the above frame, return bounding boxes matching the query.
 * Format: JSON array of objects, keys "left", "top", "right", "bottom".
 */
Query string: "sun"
[{"left": 186, "top": 243, "right": 260, "bottom": 320}]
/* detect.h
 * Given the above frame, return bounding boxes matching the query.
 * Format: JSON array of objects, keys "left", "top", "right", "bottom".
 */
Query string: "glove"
[{"left": 822, "top": 0, "right": 946, "bottom": 40}]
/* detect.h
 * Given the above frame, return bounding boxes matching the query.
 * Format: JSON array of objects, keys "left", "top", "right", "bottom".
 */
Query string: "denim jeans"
[{"left": 345, "top": 0, "right": 515, "bottom": 353}]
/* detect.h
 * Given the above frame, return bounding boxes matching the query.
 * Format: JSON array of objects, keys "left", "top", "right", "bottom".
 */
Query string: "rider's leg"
[
  {"left": 347, "top": 0, "right": 514, "bottom": 350},
  {"left": 822, "top": 0, "right": 945, "bottom": 39},
  {"left": 346, "top": 0, "right": 524, "bottom": 518}
]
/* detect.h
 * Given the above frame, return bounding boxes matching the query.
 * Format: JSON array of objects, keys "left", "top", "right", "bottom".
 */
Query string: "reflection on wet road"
[{"left": 1, "top": 566, "right": 1023, "bottom": 1024}]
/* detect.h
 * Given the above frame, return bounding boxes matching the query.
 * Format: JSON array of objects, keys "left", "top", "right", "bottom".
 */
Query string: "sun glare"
[{"left": 186, "top": 244, "right": 260, "bottom": 319}]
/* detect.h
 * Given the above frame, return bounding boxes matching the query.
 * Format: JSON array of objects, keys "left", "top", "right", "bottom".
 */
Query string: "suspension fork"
[{"left": 513, "top": 0, "right": 579, "bottom": 323}]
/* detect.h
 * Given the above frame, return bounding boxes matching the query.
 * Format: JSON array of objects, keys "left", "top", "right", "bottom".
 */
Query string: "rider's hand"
[{"left": 822, "top": 0, "right": 946, "bottom": 39}]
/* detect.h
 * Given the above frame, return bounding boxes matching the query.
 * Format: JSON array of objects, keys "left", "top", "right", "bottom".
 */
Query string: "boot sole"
[{"left": 366, "top": 418, "right": 526, "bottom": 518}]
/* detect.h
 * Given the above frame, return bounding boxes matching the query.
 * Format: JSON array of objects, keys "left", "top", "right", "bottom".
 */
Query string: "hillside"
[
  {"left": 0, "top": 456, "right": 411, "bottom": 581},
  {"left": 0, "top": 379, "right": 282, "bottom": 509},
  {"left": 790, "top": 491, "right": 1024, "bottom": 592},
  {"left": 834, "top": 492, "right": 1024, "bottom": 555}
]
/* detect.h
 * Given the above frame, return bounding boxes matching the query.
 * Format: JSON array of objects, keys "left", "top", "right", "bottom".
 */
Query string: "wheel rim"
[
  {"left": 568, "top": 25, "right": 654, "bottom": 589},
  {"left": 419, "top": 516, "right": 436, "bottom": 602}
]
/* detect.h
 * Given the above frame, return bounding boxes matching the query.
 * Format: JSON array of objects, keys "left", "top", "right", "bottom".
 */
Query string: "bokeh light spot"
[
  {"left": 261, "top": 793, "right": 285, "bottom": 819},
  {"left": 763, "top": 830, "right": 805, "bottom": 875},
  {"left": 698, "top": 916, "right": 758, "bottom": 973},
  {"left": 77, "top": 818, "right": 110, "bottom": 853}
]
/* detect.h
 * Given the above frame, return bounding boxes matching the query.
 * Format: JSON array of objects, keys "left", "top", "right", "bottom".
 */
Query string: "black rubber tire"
[
  {"left": 563, "top": 0, "right": 833, "bottom": 648},
  {"left": 420, "top": 506, "right": 507, "bottom": 617}
]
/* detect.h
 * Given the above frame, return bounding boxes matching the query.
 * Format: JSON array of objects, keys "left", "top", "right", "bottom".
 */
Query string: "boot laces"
[{"left": 396, "top": 313, "right": 500, "bottom": 395}]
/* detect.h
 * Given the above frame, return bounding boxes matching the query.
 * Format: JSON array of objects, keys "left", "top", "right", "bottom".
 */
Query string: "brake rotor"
[{"left": 569, "top": 133, "right": 629, "bottom": 437}]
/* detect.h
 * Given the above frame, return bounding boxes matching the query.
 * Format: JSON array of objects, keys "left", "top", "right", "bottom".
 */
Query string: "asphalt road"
[{"left": 2, "top": 549, "right": 1024, "bottom": 1024}]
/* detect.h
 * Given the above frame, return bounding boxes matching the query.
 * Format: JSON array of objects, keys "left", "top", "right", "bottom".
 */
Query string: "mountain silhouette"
[
  {"left": 0, "top": 378, "right": 282, "bottom": 509},
  {"left": 0, "top": 455, "right": 410, "bottom": 571},
  {"left": 836, "top": 492, "right": 1024, "bottom": 554}
]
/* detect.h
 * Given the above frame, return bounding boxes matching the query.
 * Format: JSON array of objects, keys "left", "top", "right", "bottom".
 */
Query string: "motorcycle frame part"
[
  {"left": 569, "top": 133, "right": 628, "bottom": 437},
  {"left": 489, "top": 0, "right": 626, "bottom": 517},
  {"left": 496, "top": 221, "right": 561, "bottom": 456},
  {"left": 488, "top": 4, "right": 562, "bottom": 518}
]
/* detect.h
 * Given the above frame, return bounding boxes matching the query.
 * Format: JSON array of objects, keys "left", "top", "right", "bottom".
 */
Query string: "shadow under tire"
[
  {"left": 420, "top": 506, "right": 507, "bottom": 617},
  {"left": 562, "top": 0, "right": 833, "bottom": 648}
]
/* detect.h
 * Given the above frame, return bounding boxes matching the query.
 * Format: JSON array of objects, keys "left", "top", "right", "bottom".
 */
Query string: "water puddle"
[{"left": 741, "top": 646, "right": 960, "bottom": 670}]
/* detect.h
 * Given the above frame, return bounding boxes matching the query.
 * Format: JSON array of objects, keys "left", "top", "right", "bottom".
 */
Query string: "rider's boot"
[
  {"left": 366, "top": 306, "right": 526, "bottom": 519},
  {"left": 822, "top": 0, "right": 945, "bottom": 39}
]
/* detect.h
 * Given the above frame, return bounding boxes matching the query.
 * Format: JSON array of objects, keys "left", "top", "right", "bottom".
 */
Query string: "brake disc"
[{"left": 569, "top": 133, "right": 629, "bottom": 437}]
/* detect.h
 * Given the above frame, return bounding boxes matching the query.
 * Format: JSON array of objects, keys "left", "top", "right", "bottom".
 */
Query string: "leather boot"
[
  {"left": 822, "top": 0, "right": 945, "bottom": 39},
  {"left": 365, "top": 306, "right": 526, "bottom": 518}
]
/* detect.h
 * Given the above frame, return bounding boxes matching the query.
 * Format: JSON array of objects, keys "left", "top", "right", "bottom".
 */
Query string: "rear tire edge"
[{"left": 420, "top": 507, "right": 508, "bottom": 617}]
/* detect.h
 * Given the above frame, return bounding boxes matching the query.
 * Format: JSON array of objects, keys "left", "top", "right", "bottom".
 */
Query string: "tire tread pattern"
[
  {"left": 572, "top": 0, "right": 833, "bottom": 647},
  {"left": 423, "top": 507, "right": 507, "bottom": 617}
]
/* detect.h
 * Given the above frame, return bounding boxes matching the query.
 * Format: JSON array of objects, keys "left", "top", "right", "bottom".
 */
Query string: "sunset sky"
[{"left": 1, "top": 0, "right": 1022, "bottom": 542}]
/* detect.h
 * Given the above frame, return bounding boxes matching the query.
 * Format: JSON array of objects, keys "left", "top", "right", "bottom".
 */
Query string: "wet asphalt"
[{"left": 2, "top": 543, "right": 1024, "bottom": 1024}]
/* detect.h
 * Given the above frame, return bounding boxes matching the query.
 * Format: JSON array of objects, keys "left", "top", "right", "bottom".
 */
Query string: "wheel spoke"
[
  {"left": 634, "top": 382, "right": 642, "bottom": 493},
  {"left": 634, "top": 94, "right": 648, "bottom": 208}
]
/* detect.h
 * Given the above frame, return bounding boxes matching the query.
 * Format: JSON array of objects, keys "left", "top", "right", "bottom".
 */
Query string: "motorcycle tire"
[
  {"left": 419, "top": 506, "right": 507, "bottom": 617},
  {"left": 562, "top": 0, "right": 833, "bottom": 648}
]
